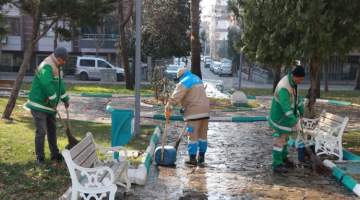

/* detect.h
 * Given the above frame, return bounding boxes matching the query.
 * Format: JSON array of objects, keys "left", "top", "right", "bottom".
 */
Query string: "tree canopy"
[{"left": 142, "top": 0, "right": 190, "bottom": 59}]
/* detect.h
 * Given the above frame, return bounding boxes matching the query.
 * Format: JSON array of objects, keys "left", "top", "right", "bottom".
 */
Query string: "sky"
[{"left": 200, "top": 0, "right": 216, "bottom": 17}]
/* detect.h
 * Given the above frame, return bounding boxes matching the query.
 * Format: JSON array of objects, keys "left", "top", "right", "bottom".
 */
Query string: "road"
[{"left": 200, "top": 63, "right": 356, "bottom": 91}]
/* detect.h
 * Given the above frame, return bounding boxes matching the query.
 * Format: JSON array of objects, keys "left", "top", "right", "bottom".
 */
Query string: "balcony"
[
  {"left": 79, "top": 34, "right": 119, "bottom": 53},
  {"left": 1, "top": 36, "right": 22, "bottom": 51}
]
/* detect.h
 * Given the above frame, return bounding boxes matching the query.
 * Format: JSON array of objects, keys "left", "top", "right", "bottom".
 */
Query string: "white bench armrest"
[{"left": 73, "top": 164, "right": 115, "bottom": 189}]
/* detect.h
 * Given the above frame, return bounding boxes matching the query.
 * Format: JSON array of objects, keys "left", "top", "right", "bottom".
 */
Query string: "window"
[
  {"left": 98, "top": 60, "right": 112, "bottom": 68},
  {"left": 80, "top": 59, "right": 95, "bottom": 67},
  {"left": 5, "top": 17, "right": 20, "bottom": 36}
]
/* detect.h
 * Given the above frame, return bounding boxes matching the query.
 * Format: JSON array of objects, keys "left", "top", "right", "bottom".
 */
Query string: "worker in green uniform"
[
  {"left": 25, "top": 47, "right": 70, "bottom": 164},
  {"left": 268, "top": 61, "right": 305, "bottom": 173}
]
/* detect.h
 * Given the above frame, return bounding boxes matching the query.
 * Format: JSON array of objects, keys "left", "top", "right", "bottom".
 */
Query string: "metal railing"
[{"left": 81, "top": 34, "right": 119, "bottom": 40}]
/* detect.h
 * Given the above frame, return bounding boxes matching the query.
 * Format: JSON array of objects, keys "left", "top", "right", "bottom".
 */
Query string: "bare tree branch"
[{"left": 35, "top": 19, "right": 57, "bottom": 43}]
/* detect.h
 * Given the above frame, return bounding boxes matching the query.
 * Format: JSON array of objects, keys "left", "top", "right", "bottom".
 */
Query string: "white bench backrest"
[
  {"left": 69, "top": 132, "right": 99, "bottom": 168},
  {"left": 318, "top": 112, "right": 349, "bottom": 138}
]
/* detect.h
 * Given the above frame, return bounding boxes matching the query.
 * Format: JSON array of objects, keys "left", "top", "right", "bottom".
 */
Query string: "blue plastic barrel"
[{"left": 154, "top": 146, "right": 177, "bottom": 166}]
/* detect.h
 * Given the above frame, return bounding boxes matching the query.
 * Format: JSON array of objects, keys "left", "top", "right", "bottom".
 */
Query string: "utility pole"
[{"left": 134, "top": 0, "right": 141, "bottom": 135}]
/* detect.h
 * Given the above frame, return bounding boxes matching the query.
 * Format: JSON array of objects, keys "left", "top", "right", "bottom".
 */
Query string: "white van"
[{"left": 75, "top": 56, "right": 124, "bottom": 81}]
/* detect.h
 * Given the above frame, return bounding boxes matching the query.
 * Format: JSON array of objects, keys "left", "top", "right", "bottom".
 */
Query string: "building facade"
[
  {"left": 208, "top": 0, "right": 230, "bottom": 60},
  {"left": 0, "top": 4, "right": 120, "bottom": 75}
]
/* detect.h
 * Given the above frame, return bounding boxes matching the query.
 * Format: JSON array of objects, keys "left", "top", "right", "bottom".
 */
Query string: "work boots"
[
  {"left": 185, "top": 155, "right": 197, "bottom": 166},
  {"left": 283, "top": 158, "right": 295, "bottom": 169},
  {"left": 273, "top": 164, "right": 289, "bottom": 174},
  {"left": 198, "top": 152, "right": 205, "bottom": 164}
]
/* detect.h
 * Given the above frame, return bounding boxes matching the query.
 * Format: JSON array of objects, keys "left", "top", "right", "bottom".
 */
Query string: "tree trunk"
[
  {"left": 190, "top": 0, "right": 201, "bottom": 79},
  {"left": 95, "top": 25, "right": 102, "bottom": 56},
  {"left": 355, "top": 63, "right": 360, "bottom": 90},
  {"left": 231, "top": 54, "right": 240, "bottom": 76},
  {"left": 324, "top": 64, "right": 329, "bottom": 92},
  {"left": 53, "top": 23, "right": 58, "bottom": 49},
  {"left": 272, "top": 65, "right": 281, "bottom": 93},
  {"left": 2, "top": 9, "right": 40, "bottom": 119},
  {"left": 118, "top": 0, "right": 133, "bottom": 89},
  {"left": 248, "top": 65, "right": 252, "bottom": 81},
  {"left": 0, "top": 43, "right": 2, "bottom": 65},
  {"left": 307, "top": 55, "right": 321, "bottom": 116}
]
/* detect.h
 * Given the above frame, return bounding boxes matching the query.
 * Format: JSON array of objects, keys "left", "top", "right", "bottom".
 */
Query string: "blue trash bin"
[{"left": 111, "top": 109, "right": 134, "bottom": 159}]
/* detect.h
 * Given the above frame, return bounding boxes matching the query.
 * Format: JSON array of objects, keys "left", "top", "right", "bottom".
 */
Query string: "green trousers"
[{"left": 272, "top": 132, "right": 289, "bottom": 168}]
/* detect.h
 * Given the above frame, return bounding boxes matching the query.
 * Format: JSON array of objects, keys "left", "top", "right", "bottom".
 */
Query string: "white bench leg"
[
  {"left": 70, "top": 189, "right": 78, "bottom": 200},
  {"left": 109, "top": 185, "right": 117, "bottom": 200}
]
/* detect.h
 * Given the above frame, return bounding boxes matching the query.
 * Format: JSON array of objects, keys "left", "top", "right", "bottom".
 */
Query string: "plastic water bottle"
[{"left": 297, "top": 143, "right": 305, "bottom": 162}]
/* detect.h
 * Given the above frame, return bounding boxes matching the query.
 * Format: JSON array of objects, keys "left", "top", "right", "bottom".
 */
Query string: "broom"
[{"left": 57, "top": 108, "right": 79, "bottom": 149}]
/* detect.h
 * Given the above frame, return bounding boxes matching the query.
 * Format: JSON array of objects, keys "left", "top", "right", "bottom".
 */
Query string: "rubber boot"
[
  {"left": 273, "top": 164, "right": 289, "bottom": 174},
  {"left": 198, "top": 152, "right": 205, "bottom": 164},
  {"left": 272, "top": 147, "right": 287, "bottom": 173},
  {"left": 185, "top": 155, "right": 197, "bottom": 166},
  {"left": 282, "top": 145, "right": 294, "bottom": 168}
]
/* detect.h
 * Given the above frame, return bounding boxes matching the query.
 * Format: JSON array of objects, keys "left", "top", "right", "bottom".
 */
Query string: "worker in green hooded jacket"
[
  {"left": 268, "top": 61, "right": 305, "bottom": 173},
  {"left": 25, "top": 47, "right": 69, "bottom": 164}
]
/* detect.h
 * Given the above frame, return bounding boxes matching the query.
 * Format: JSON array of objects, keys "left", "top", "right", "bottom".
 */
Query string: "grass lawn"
[
  {"left": 21, "top": 83, "right": 153, "bottom": 96},
  {"left": 0, "top": 97, "right": 155, "bottom": 200},
  {"left": 241, "top": 88, "right": 360, "bottom": 104},
  {"left": 343, "top": 130, "right": 360, "bottom": 155}
]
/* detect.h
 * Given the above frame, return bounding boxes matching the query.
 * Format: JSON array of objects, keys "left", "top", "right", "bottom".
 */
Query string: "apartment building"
[{"left": 0, "top": 4, "right": 119, "bottom": 75}]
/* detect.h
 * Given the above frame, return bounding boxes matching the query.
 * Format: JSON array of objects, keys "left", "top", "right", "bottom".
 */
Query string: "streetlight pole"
[
  {"left": 237, "top": 52, "right": 243, "bottom": 90},
  {"left": 134, "top": 0, "right": 141, "bottom": 136},
  {"left": 237, "top": 20, "right": 244, "bottom": 90}
]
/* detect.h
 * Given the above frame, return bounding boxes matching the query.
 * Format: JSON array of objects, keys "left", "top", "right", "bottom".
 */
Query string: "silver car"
[
  {"left": 75, "top": 56, "right": 124, "bottom": 81},
  {"left": 165, "top": 64, "right": 181, "bottom": 81},
  {"left": 218, "top": 59, "right": 232, "bottom": 76}
]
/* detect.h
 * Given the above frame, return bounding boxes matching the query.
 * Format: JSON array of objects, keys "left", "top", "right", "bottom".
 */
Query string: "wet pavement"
[
  {"left": 12, "top": 79, "right": 359, "bottom": 199},
  {"left": 122, "top": 122, "right": 356, "bottom": 200}
]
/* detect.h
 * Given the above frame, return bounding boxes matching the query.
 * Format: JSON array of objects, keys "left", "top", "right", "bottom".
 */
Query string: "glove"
[
  {"left": 164, "top": 103, "right": 171, "bottom": 119},
  {"left": 165, "top": 111, "right": 171, "bottom": 120},
  {"left": 64, "top": 101, "right": 70, "bottom": 109},
  {"left": 293, "top": 119, "right": 302, "bottom": 132}
]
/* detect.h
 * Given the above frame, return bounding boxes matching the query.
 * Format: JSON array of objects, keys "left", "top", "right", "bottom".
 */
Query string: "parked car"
[
  {"left": 211, "top": 61, "right": 222, "bottom": 74},
  {"left": 75, "top": 56, "right": 124, "bottom": 81},
  {"left": 164, "top": 64, "right": 181, "bottom": 81},
  {"left": 218, "top": 59, "right": 232, "bottom": 76},
  {"left": 204, "top": 57, "right": 212, "bottom": 68}
]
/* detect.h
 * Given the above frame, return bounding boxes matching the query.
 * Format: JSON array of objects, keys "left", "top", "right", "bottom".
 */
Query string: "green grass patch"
[
  {"left": 21, "top": 83, "right": 153, "bottom": 96},
  {"left": 241, "top": 88, "right": 360, "bottom": 104},
  {"left": 343, "top": 130, "right": 360, "bottom": 155},
  {"left": 0, "top": 97, "right": 155, "bottom": 200}
]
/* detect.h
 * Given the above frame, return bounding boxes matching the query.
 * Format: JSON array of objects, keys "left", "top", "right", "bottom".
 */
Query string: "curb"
[
  {"left": 80, "top": 92, "right": 154, "bottom": 98},
  {"left": 323, "top": 150, "right": 360, "bottom": 197},
  {"left": 315, "top": 99, "right": 352, "bottom": 106},
  {"left": 141, "top": 113, "right": 268, "bottom": 123},
  {"left": 128, "top": 126, "right": 161, "bottom": 185}
]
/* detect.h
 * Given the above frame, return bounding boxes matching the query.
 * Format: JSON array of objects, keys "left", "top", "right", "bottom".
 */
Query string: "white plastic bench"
[
  {"left": 61, "top": 132, "right": 130, "bottom": 200},
  {"left": 299, "top": 110, "right": 349, "bottom": 160}
]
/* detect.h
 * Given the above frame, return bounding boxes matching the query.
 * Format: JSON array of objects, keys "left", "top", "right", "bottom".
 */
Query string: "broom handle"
[
  {"left": 66, "top": 108, "right": 71, "bottom": 130},
  {"left": 174, "top": 126, "right": 187, "bottom": 150},
  {"left": 57, "top": 111, "right": 66, "bottom": 129},
  {"left": 161, "top": 119, "right": 169, "bottom": 161}
]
